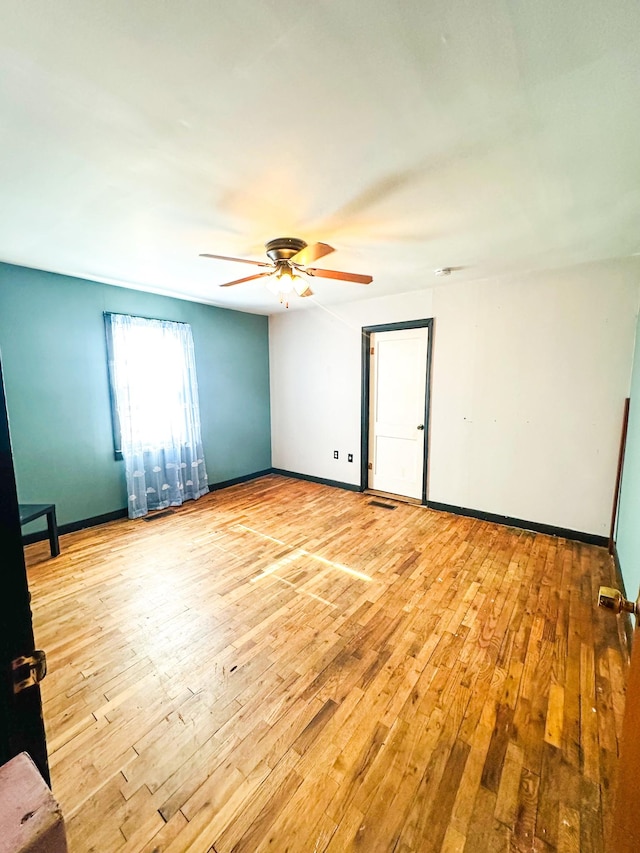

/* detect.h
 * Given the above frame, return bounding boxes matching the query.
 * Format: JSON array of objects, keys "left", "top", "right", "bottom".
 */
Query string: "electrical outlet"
[
  {"left": 348, "top": 453, "right": 353, "bottom": 462},
  {"left": 333, "top": 450, "right": 339, "bottom": 459}
]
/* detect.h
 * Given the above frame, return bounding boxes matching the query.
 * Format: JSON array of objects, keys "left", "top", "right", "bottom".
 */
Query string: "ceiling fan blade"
[
  {"left": 290, "top": 242, "right": 335, "bottom": 265},
  {"left": 200, "top": 253, "right": 271, "bottom": 268},
  {"left": 305, "top": 267, "right": 373, "bottom": 284},
  {"left": 299, "top": 287, "right": 314, "bottom": 297},
  {"left": 220, "top": 271, "right": 274, "bottom": 287}
]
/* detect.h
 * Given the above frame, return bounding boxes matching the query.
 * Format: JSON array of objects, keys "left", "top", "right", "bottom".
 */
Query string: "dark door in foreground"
[{"left": 0, "top": 352, "right": 49, "bottom": 782}]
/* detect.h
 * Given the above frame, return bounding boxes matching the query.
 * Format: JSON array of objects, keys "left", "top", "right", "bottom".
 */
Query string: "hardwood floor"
[{"left": 24, "top": 475, "right": 628, "bottom": 852}]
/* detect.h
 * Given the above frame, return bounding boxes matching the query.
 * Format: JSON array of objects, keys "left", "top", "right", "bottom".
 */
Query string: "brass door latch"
[
  {"left": 598, "top": 587, "right": 639, "bottom": 617},
  {"left": 11, "top": 650, "right": 47, "bottom": 694}
]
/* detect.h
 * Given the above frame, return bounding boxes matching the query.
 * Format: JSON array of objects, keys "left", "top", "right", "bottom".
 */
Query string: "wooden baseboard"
[
  {"left": 208, "top": 470, "right": 272, "bottom": 491},
  {"left": 271, "top": 468, "right": 361, "bottom": 492},
  {"left": 426, "top": 500, "right": 608, "bottom": 547}
]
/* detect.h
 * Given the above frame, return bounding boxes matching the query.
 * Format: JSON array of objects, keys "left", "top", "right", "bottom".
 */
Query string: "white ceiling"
[{"left": 1, "top": 0, "right": 639, "bottom": 314}]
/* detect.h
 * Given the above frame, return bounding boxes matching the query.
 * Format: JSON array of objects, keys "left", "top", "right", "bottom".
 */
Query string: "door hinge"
[
  {"left": 370, "top": 346, "right": 374, "bottom": 355},
  {"left": 368, "top": 462, "right": 373, "bottom": 470},
  {"left": 12, "top": 650, "right": 47, "bottom": 694}
]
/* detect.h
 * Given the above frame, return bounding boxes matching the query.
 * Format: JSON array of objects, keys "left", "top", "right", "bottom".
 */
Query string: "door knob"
[
  {"left": 417, "top": 424, "right": 424, "bottom": 430},
  {"left": 598, "top": 586, "right": 638, "bottom": 616}
]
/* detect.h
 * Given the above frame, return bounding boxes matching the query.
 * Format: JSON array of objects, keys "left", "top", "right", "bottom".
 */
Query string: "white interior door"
[{"left": 368, "top": 327, "right": 429, "bottom": 500}]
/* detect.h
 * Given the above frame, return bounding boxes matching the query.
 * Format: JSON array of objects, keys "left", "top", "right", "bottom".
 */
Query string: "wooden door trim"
[{"left": 360, "top": 318, "right": 434, "bottom": 504}]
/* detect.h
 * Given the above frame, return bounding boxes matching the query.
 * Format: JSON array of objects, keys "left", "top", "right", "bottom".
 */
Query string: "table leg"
[{"left": 47, "top": 507, "right": 60, "bottom": 558}]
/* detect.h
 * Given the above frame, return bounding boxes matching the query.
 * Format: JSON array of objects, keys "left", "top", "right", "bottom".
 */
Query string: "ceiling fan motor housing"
[{"left": 265, "top": 237, "right": 307, "bottom": 262}]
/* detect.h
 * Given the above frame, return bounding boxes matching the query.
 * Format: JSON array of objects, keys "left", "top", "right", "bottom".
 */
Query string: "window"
[{"left": 105, "top": 312, "right": 208, "bottom": 518}]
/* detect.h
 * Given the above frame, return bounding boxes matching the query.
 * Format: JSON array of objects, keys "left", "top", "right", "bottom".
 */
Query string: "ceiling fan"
[{"left": 200, "top": 237, "right": 373, "bottom": 306}]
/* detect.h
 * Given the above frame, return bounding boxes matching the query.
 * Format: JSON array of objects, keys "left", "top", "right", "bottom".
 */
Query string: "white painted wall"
[
  {"left": 269, "top": 258, "right": 640, "bottom": 535},
  {"left": 270, "top": 291, "right": 433, "bottom": 485}
]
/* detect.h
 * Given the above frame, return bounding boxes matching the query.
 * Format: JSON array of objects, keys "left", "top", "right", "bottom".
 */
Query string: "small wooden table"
[{"left": 19, "top": 504, "right": 60, "bottom": 558}]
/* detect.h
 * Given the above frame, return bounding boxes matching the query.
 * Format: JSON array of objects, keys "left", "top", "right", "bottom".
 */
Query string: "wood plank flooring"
[{"left": 24, "top": 475, "right": 628, "bottom": 852}]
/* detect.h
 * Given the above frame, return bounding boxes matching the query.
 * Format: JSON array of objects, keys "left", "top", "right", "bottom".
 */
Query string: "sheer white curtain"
[{"left": 106, "top": 313, "right": 209, "bottom": 519}]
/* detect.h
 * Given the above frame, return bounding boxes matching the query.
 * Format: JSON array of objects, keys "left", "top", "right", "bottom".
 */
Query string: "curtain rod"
[{"left": 103, "top": 311, "right": 189, "bottom": 326}]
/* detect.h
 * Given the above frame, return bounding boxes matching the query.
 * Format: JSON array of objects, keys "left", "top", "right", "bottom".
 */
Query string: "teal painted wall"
[
  {"left": 0, "top": 262, "right": 271, "bottom": 531},
  {"left": 617, "top": 313, "right": 640, "bottom": 599}
]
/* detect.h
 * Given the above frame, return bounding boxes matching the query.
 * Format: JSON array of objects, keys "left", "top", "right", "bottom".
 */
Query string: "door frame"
[{"left": 360, "top": 319, "right": 434, "bottom": 504}]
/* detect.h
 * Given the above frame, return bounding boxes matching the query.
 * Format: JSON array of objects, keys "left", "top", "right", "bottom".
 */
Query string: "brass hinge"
[
  {"left": 12, "top": 651, "right": 47, "bottom": 694},
  {"left": 370, "top": 347, "right": 374, "bottom": 355},
  {"left": 368, "top": 462, "right": 373, "bottom": 470}
]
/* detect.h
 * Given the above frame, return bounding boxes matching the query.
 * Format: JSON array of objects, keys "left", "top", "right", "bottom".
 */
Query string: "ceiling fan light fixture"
[
  {"left": 266, "top": 276, "right": 288, "bottom": 296},
  {"left": 200, "top": 237, "right": 372, "bottom": 303},
  {"left": 266, "top": 266, "right": 313, "bottom": 303},
  {"left": 275, "top": 264, "right": 295, "bottom": 281},
  {"left": 293, "top": 277, "right": 313, "bottom": 298}
]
